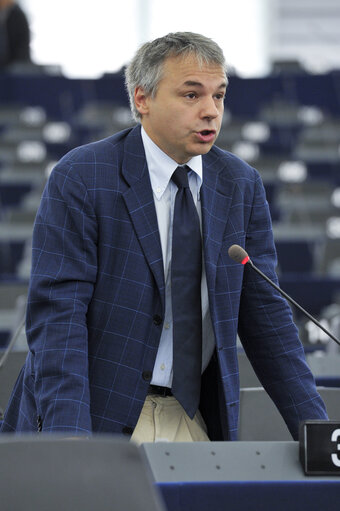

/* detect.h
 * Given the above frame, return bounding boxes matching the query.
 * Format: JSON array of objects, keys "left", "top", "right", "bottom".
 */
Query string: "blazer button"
[
  {"left": 142, "top": 370, "right": 152, "bottom": 381},
  {"left": 153, "top": 314, "right": 162, "bottom": 326},
  {"left": 37, "top": 415, "right": 43, "bottom": 432},
  {"left": 122, "top": 426, "right": 133, "bottom": 435}
]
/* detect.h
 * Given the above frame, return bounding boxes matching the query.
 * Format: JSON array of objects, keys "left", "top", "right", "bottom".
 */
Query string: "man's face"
[{"left": 135, "top": 54, "right": 227, "bottom": 164}]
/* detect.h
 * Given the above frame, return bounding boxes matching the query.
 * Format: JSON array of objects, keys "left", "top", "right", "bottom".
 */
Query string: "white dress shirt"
[{"left": 141, "top": 127, "right": 216, "bottom": 388}]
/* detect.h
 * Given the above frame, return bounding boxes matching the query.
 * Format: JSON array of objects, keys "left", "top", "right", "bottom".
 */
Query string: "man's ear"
[{"left": 134, "top": 86, "right": 150, "bottom": 117}]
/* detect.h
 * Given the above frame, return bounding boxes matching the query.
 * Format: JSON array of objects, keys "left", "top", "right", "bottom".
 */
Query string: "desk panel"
[
  {"left": 142, "top": 442, "right": 340, "bottom": 511},
  {"left": 159, "top": 480, "right": 340, "bottom": 511}
]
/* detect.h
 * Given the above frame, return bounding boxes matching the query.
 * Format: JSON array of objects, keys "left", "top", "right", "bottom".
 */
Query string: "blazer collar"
[
  {"left": 201, "top": 150, "right": 236, "bottom": 285},
  {"left": 121, "top": 125, "right": 166, "bottom": 309}
]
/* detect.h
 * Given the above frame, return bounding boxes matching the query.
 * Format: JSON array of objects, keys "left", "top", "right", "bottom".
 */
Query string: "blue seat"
[
  {"left": 0, "top": 241, "right": 25, "bottom": 275},
  {"left": 279, "top": 275, "right": 340, "bottom": 319},
  {"left": 260, "top": 125, "right": 301, "bottom": 156},
  {"left": 316, "top": 376, "right": 340, "bottom": 387},
  {"left": 275, "top": 239, "right": 316, "bottom": 274},
  {"left": 0, "top": 331, "right": 10, "bottom": 349},
  {"left": 0, "top": 183, "right": 32, "bottom": 209}
]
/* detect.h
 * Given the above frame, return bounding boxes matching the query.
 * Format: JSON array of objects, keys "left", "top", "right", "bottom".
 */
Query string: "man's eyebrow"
[{"left": 182, "top": 80, "right": 227, "bottom": 89}]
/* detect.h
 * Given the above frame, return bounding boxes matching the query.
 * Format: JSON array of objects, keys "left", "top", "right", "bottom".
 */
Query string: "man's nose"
[{"left": 200, "top": 96, "right": 220, "bottom": 119}]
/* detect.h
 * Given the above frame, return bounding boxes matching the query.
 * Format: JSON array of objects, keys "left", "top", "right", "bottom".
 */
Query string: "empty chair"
[
  {"left": 249, "top": 153, "right": 287, "bottom": 182},
  {"left": 0, "top": 436, "right": 166, "bottom": 511},
  {"left": 215, "top": 119, "right": 246, "bottom": 151},
  {"left": 0, "top": 281, "right": 28, "bottom": 349},
  {"left": 0, "top": 159, "right": 48, "bottom": 190},
  {"left": 74, "top": 101, "right": 135, "bottom": 132},
  {"left": 276, "top": 181, "right": 334, "bottom": 225},
  {"left": 275, "top": 239, "right": 317, "bottom": 274},
  {"left": 1, "top": 125, "right": 45, "bottom": 144},
  {"left": 0, "top": 240, "right": 26, "bottom": 275},
  {"left": 315, "top": 237, "right": 340, "bottom": 276},
  {"left": 294, "top": 119, "right": 340, "bottom": 162},
  {"left": 0, "top": 350, "right": 28, "bottom": 413},
  {"left": 0, "top": 183, "right": 33, "bottom": 209},
  {"left": 0, "top": 104, "right": 26, "bottom": 126},
  {"left": 0, "top": 281, "right": 28, "bottom": 310},
  {"left": 278, "top": 274, "right": 340, "bottom": 320},
  {"left": 259, "top": 99, "right": 302, "bottom": 127}
]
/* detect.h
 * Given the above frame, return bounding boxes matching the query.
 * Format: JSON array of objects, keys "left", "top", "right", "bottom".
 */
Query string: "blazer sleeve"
[
  {"left": 26, "top": 160, "right": 98, "bottom": 434},
  {"left": 237, "top": 171, "right": 328, "bottom": 440}
]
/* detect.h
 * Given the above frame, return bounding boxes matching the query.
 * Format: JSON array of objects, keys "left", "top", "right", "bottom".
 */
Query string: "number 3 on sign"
[{"left": 331, "top": 429, "right": 340, "bottom": 467}]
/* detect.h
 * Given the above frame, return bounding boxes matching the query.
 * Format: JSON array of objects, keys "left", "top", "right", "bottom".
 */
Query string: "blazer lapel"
[
  {"left": 201, "top": 151, "right": 236, "bottom": 291},
  {"left": 121, "top": 126, "right": 165, "bottom": 309}
]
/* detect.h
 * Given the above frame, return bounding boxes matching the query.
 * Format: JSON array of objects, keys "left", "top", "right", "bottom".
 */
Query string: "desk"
[{"left": 142, "top": 441, "right": 340, "bottom": 511}]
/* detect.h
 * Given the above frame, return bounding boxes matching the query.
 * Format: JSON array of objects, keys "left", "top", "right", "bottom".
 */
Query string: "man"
[
  {"left": 1, "top": 32, "right": 328, "bottom": 441},
  {"left": 0, "top": 0, "right": 31, "bottom": 68}
]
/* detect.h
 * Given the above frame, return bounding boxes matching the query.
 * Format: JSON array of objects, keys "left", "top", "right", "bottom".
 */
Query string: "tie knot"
[{"left": 172, "top": 166, "right": 190, "bottom": 189}]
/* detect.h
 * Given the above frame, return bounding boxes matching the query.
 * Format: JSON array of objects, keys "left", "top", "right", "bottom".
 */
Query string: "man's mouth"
[{"left": 196, "top": 130, "right": 216, "bottom": 143}]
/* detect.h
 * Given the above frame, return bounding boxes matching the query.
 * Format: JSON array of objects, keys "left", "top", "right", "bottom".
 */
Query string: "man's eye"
[{"left": 186, "top": 93, "right": 197, "bottom": 99}]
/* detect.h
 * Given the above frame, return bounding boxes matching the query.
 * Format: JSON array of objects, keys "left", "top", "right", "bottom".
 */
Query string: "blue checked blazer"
[{"left": 1, "top": 125, "right": 327, "bottom": 440}]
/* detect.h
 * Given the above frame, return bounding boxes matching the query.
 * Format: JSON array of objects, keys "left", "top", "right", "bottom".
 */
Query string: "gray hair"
[{"left": 125, "top": 32, "right": 228, "bottom": 122}]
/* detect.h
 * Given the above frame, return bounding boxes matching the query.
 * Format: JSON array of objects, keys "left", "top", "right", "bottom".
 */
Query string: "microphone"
[{"left": 228, "top": 244, "right": 340, "bottom": 347}]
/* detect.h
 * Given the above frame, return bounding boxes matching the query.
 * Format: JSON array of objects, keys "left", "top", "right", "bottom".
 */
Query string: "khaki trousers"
[{"left": 131, "top": 395, "right": 210, "bottom": 444}]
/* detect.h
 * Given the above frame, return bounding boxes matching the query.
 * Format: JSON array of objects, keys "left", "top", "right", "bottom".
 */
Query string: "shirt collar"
[{"left": 141, "top": 126, "right": 202, "bottom": 200}]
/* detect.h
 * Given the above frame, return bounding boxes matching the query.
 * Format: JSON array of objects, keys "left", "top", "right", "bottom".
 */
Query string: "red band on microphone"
[{"left": 241, "top": 256, "right": 250, "bottom": 265}]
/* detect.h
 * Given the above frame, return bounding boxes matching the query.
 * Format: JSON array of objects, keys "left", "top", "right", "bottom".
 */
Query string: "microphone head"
[{"left": 228, "top": 245, "right": 249, "bottom": 264}]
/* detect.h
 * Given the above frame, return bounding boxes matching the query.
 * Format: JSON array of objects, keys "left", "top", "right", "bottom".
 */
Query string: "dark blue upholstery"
[{"left": 159, "top": 481, "right": 340, "bottom": 511}]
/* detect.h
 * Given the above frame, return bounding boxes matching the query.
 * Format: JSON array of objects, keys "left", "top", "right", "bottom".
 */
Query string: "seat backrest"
[{"left": 0, "top": 435, "right": 166, "bottom": 511}]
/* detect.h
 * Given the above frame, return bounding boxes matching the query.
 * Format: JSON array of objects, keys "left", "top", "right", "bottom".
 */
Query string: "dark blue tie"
[{"left": 171, "top": 165, "right": 202, "bottom": 419}]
